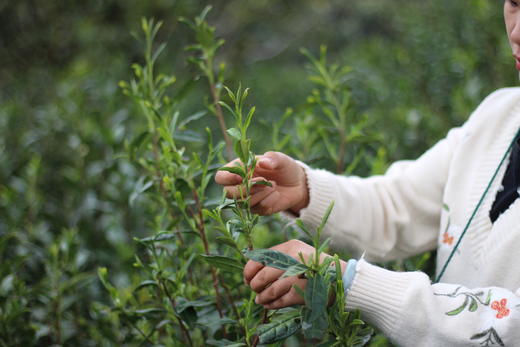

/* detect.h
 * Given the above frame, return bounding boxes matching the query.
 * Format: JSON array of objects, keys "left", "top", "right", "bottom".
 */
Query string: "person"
[{"left": 216, "top": 1, "right": 520, "bottom": 345}]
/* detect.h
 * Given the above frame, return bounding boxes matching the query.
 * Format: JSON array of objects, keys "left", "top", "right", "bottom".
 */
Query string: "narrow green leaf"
[
  {"left": 252, "top": 180, "right": 272, "bottom": 187},
  {"left": 199, "top": 254, "right": 244, "bottom": 272},
  {"left": 281, "top": 263, "right": 309, "bottom": 278},
  {"left": 217, "top": 165, "right": 246, "bottom": 178},
  {"left": 227, "top": 128, "right": 242, "bottom": 141},
  {"left": 134, "top": 280, "right": 159, "bottom": 292},
  {"left": 317, "top": 201, "right": 335, "bottom": 233},
  {"left": 295, "top": 219, "right": 313, "bottom": 240}
]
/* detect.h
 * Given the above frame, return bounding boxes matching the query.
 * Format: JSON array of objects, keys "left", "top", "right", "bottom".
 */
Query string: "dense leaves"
[{"left": 0, "top": 0, "right": 513, "bottom": 345}]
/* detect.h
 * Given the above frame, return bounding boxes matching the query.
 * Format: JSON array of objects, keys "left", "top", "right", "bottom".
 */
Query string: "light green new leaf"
[
  {"left": 226, "top": 127, "right": 242, "bottom": 141},
  {"left": 217, "top": 165, "right": 246, "bottom": 178}
]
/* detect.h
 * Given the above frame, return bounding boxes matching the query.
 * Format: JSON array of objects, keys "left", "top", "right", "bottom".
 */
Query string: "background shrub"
[{"left": 0, "top": 1, "right": 515, "bottom": 345}]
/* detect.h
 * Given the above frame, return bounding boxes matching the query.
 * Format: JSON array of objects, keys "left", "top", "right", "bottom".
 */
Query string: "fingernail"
[{"left": 259, "top": 158, "right": 274, "bottom": 169}]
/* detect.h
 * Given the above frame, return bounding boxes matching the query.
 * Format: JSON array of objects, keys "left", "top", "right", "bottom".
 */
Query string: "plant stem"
[
  {"left": 192, "top": 189, "right": 224, "bottom": 319},
  {"left": 159, "top": 279, "right": 194, "bottom": 347},
  {"left": 208, "top": 78, "right": 233, "bottom": 160},
  {"left": 151, "top": 134, "right": 185, "bottom": 245},
  {"left": 251, "top": 309, "right": 269, "bottom": 347}
]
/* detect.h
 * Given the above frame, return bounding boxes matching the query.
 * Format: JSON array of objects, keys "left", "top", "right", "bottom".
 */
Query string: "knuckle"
[{"left": 249, "top": 272, "right": 266, "bottom": 292}]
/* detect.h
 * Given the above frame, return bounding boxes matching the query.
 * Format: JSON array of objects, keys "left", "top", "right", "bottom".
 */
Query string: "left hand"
[{"left": 243, "top": 239, "right": 347, "bottom": 309}]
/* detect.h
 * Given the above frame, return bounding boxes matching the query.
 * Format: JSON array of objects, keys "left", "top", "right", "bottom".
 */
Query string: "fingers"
[
  {"left": 257, "top": 278, "right": 307, "bottom": 309},
  {"left": 249, "top": 266, "right": 285, "bottom": 292},
  {"left": 263, "top": 279, "right": 307, "bottom": 309},
  {"left": 251, "top": 190, "right": 281, "bottom": 215},
  {"left": 250, "top": 181, "right": 276, "bottom": 207},
  {"left": 243, "top": 260, "right": 265, "bottom": 285},
  {"left": 223, "top": 177, "right": 273, "bottom": 200}
]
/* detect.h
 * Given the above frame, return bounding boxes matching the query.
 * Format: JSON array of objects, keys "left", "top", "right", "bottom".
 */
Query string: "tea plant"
[
  {"left": 244, "top": 203, "right": 373, "bottom": 346},
  {"left": 99, "top": 10, "right": 375, "bottom": 346}
]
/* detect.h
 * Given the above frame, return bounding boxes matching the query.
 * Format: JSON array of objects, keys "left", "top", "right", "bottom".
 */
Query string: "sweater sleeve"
[
  {"left": 346, "top": 260, "right": 520, "bottom": 347},
  {"left": 295, "top": 126, "right": 464, "bottom": 262}
]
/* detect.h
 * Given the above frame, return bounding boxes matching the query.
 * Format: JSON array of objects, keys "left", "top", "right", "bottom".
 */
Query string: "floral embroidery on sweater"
[
  {"left": 442, "top": 231, "right": 454, "bottom": 246},
  {"left": 491, "top": 299, "right": 510, "bottom": 319},
  {"left": 470, "top": 327, "right": 505, "bottom": 347},
  {"left": 433, "top": 286, "right": 492, "bottom": 316}
]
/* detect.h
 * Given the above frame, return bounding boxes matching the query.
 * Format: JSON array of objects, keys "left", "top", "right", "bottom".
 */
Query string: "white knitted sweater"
[{"left": 297, "top": 88, "right": 520, "bottom": 346}]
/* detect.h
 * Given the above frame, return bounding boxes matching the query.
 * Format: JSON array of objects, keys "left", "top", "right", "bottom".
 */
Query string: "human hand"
[
  {"left": 243, "top": 239, "right": 347, "bottom": 310},
  {"left": 214, "top": 151, "right": 309, "bottom": 215}
]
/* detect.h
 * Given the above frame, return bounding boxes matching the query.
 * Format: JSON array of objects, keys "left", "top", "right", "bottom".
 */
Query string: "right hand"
[{"left": 214, "top": 151, "right": 309, "bottom": 215}]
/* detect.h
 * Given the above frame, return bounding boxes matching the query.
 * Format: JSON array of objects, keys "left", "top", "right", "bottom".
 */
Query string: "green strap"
[{"left": 435, "top": 127, "right": 520, "bottom": 283}]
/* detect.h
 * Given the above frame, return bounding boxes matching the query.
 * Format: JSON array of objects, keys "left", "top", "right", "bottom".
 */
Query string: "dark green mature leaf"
[
  {"left": 134, "top": 280, "right": 159, "bottom": 292},
  {"left": 134, "top": 308, "right": 165, "bottom": 315},
  {"left": 137, "top": 232, "right": 179, "bottom": 243},
  {"left": 302, "top": 274, "right": 329, "bottom": 340},
  {"left": 243, "top": 249, "right": 300, "bottom": 271},
  {"left": 207, "top": 338, "right": 246, "bottom": 347},
  {"left": 257, "top": 310, "right": 301, "bottom": 344},
  {"left": 199, "top": 254, "right": 244, "bottom": 272}
]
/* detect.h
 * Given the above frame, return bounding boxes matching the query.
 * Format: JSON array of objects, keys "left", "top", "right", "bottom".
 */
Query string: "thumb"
[{"left": 257, "top": 151, "right": 285, "bottom": 170}]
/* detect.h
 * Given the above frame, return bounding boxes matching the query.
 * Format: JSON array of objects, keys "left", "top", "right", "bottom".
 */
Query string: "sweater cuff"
[
  {"left": 293, "top": 164, "right": 337, "bottom": 229},
  {"left": 345, "top": 260, "right": 413, "bottom": 337},
  {"left": 279, "top": 162, "right": 336, "bottom": 228}
]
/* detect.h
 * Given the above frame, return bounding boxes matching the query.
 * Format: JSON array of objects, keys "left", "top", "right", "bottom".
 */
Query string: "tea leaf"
[
  {"left": 252, "top": 180, "right": 272, "bottom": 187},
  {"left": 218, "top": 165, "right": 245, "bottom": 178},
  {"left": 226, "top": 127, "right": 242, "bottom": 141},
  {"left": 134, "top": 280, "right": 159, "bottom": 292},
  {"left": 199, "top": 254, "right": 244, "bottom": 272},
  {"left": 281, "top": 263, "right": 308, "bottom": 278},
  {"left": 243, "top": 249, "right": 300, "bottom": 271},
  {"left": 257, "top": 310, "right": 301, "bottom": 344},
  {"left": 302, "top": 274, "right": 329, "bottom": 339}
]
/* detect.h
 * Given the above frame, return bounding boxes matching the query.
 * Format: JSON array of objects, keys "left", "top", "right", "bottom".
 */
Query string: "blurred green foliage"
[{"left": 0, "top": 0, "right": 516, "bottom": 345}]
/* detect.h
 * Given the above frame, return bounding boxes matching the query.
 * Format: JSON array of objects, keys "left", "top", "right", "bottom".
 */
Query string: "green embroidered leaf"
[
  {"left": 446, "top": 296, "right": 469, "bottom": 316},
  {"left": 484, "top": 290, "right": 492, "bottom": 305},
  {"left": 257, "top": 310, "right": 301, "bottom": 344},
  {"left": 243, "top": 249, "right": 300, "bottom": 271},
  {"left": 468, "top": 297, "right": 478, "bottom": 312},
  {"left": 199, "top": 254, "right": 244, "bottom": 272}
]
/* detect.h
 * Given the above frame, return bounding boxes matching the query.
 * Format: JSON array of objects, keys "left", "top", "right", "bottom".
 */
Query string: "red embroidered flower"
[
  {"left": 491, "top": 298, "right": 510, "bottom": 319},
  {"left": 442, "top": 231, "right": 454, "bottom": 246}
]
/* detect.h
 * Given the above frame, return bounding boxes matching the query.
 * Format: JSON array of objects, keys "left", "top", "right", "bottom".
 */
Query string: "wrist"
[{"left": 288, "top": 165, "right": 309, "bottom": 215}]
